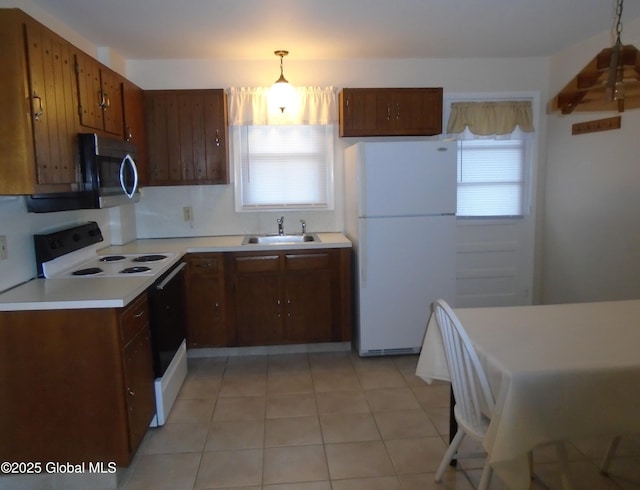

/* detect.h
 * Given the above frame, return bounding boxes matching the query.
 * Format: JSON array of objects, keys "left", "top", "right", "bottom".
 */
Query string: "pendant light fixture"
[
  {"left": 550, "top": 0, "right": 640, "bottom": 114},
  {"left": 269, "top": 50, "right": 296, "bottom": 113}
]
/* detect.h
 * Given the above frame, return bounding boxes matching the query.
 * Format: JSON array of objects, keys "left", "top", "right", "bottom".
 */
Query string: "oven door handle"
[
  {"left": 156, "top": 262, "right": 186, "bottom": 290},
  {"left": 120, "top": 153, "right": 139, "bottom": 199}
]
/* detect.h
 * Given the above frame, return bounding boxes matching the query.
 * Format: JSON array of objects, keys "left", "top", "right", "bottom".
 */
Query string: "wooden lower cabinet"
[
  {"left": 183, "top": 248, "right": 351, "bottom": 348},
  {"left": 228, "top": 248, "right": 351, "bottom": 347},
  {"left": 0, "top": 293, "right": 155, "bottom": 466}
]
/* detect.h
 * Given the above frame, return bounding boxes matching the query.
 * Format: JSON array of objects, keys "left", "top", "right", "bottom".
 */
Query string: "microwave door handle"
[{"left": 120, "top": 154, "right": 139, "bottom": 198}]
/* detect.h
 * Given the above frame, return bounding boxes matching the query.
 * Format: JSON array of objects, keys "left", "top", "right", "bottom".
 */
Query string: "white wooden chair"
[{"left": 431, "top": 299, "right": 495, "bottom": 489}]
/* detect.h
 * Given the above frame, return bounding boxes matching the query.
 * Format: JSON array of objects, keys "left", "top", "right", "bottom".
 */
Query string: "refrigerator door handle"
[
  {"left": 358, "top": 150, "right": 367, "bottom": 217},
  {"left": 360, "top": 220, "right": 367, "bottom": 287}
]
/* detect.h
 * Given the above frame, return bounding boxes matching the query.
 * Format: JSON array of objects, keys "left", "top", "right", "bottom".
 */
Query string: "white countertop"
[{"left": 0, "top": 233, "right": 351, "bottom": 311}]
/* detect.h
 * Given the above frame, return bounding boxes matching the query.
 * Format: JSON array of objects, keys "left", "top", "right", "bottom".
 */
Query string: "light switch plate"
[{"left": 0, "top": 235, "right": 7, "bottom": 260}]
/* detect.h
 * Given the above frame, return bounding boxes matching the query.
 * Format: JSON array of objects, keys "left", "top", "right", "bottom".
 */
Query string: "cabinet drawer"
[
  {"left": 234, "top": 255, "right": 280, "bottom": 273},
  {"left": 188, "top": 254, "right": 222, "bottom": 274},
  {"left": 120, "top": 294, "right": 149, "bottom": 344},
  {"left": 285, "top": 253, "right": 330, "bottom": 271}
]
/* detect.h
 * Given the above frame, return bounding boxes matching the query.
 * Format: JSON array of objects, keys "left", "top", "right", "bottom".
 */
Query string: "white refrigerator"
[{"left": 344, "top": 141, "right": 457, "bottom": 356}]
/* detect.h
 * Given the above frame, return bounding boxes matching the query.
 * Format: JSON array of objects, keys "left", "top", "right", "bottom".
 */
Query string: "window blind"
[
  {"left": 239, "top": 125, "right": 333, "bottom": 209},
  {"left": 457, "top": 139, "right": 525, "bottom": 217}
]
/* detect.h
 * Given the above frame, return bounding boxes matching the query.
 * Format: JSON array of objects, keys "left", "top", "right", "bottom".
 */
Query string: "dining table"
[{"left": 415, "top": 299, "right": 640, "bottom": 489}]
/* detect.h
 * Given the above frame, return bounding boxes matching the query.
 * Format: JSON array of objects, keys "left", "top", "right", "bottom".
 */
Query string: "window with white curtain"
[
  {"left": 447, "top": 99, "right": 535, "bottom": 217},
  {"left": 229, "top": 86, "right": 337, "bottom": 211}
]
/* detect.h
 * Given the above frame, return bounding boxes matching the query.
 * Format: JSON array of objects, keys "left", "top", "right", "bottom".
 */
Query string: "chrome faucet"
[
  {"left": 300, "top": 219, "right": 306, "bottom": 235},
  {"left": 277, "top": 216, "right": 284, "bottom": 236}
]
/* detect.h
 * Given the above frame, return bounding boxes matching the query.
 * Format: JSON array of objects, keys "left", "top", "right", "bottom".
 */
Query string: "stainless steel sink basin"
[{"left": 242, "top": 233, "right": 320, "bottom": 245}]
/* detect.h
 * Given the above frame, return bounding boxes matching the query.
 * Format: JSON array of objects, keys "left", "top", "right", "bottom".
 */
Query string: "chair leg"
[
  {"left": 478, "top": 462, "right": 493, "bottom": 490},
  {"left": 600, "top": 436, "right": 620, "bottom": 475},
  {"left": 435, "top": 429, "right": 465, "bottom": 482},
  {"left": 555, "top": 443, "right": 573, "bottom": 490}
]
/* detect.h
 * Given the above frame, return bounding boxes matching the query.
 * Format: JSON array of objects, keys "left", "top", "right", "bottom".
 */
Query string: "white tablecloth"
[{"left": 416, "top": 300, "right": 640, "bottom": 489}]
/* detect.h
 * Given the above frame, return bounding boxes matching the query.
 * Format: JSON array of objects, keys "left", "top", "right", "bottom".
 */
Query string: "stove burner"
[
  {"left": 120, "top": 266, "right": 152, "bottom": 274},
  {"left": 72, "top": 267, "right": 104, "bottom": 276},
  {"left": 100, "top": 255, "right": 126, "bottom": 262},
  {"left": 132, "top": 254, "right": 167, "bottom": 263}
]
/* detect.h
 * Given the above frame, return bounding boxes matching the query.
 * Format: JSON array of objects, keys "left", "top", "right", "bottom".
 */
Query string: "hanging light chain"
[{"left": 614, "top": 0, "right": 624, "bottom": 45}]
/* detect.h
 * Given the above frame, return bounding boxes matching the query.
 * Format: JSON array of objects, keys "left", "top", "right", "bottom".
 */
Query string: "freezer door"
[
  {"left": 358, "top": 141, "right": 456, "bottom": 217},
  {"left": 357, "top": 215, "right": 456, "bottom": 355}
]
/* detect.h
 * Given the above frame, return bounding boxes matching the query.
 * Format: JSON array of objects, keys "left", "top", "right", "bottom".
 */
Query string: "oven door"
[{"left": 147, "top": 262, "right": 187, "bottom": 377}]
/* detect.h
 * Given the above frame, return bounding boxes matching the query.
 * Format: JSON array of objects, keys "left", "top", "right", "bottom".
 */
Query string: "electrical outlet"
[
  {"left": 183, "top": 206, "right": 193, "bottom": 222},
  {"left": 0, "top": 235, "right": 7, "bottom": 260}
]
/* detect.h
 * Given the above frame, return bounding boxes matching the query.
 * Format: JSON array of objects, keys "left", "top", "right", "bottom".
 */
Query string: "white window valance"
[
  {"left": 228, "top": 86, "right": 337, "bottom": 126},
  {"left": 447, "top": 100, "right": 534, "bottom": 138}
]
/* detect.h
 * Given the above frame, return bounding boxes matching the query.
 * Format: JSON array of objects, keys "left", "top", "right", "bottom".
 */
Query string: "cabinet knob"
[
  {"left": 215, "top": 129, "right": 220, "bottom": 147},
  {"left": 127, "top": 388, "right": 136, "bottom": 397}
]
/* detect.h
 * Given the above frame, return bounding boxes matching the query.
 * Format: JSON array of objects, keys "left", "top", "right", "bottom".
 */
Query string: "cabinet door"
[
  {"left": 121, "top": 295, "right": 155, "bottom": 453},
  {"left": 75, "top": 51, "right": 103, "bottom": 131},
  {"left": 232, "top": 254, "right": 282, "bottom": 346},
  {"left": 392, "top": 88, "right": 442, "bottom": 136},
  {"left": 284, "top": 253, "right": 333, "bottom": 342},
  {"left": 122, "top": 79, "right": 149, "bottom": 184},
  {"left": 339, "top": 88, "right": 378, "bottom": 137},
  {"left": 145, "top": 89, "right": 229, "bottom": 185},
  {"left": 100, "top": 68, "right": 124, "bottom": 136},
  {"left": 185, "top": 254, "right": 228, "bottom": 347},
  {"left": 76, "top": 52, "right": 124, "bottom": 136},
  {"left": 122, "top": 326, "right": 155, "bottom": 451},
  {"left": 25, "top": 21, "right": 78, "bottom": 186}
]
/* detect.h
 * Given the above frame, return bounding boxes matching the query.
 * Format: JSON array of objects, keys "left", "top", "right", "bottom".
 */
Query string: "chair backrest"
[{"left": 432, "top": 299, "right": 495, "bottom": 434}]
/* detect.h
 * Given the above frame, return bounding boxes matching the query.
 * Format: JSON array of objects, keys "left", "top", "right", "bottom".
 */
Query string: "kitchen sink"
[{"left": 242, "top": 233, "right": 320, "bottom": 245}]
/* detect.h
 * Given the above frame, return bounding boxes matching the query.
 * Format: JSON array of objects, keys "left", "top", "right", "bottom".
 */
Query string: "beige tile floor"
[{"left": 118, "top": 351, "right": 640, "bottom": 490}]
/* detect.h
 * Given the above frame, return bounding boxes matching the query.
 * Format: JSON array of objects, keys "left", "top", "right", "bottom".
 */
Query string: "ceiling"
[{"left": 29, "top": 0, "right": 640, "bottom": 61}]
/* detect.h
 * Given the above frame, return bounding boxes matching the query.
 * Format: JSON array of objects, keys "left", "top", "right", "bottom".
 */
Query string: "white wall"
[{"left": 542, "top": 17, "right": 640, "bottom": 303}]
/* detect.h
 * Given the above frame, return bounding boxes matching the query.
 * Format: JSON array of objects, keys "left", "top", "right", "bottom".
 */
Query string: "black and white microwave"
[{"left": 27, "top": 133, "right": 140, "bottom": 213}]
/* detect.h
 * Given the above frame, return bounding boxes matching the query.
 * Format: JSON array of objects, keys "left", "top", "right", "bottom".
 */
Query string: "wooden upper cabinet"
[
  {"left": 75, "top": 50, "right": 124, "bottom": 137},
  {"left": 0, "top": 9, "right": 79, "bottom": 194},
  {"left": 145, "top": 89, "right": 229, "bottom": 186},
  {"left": 339, "top": 88, "right": 443, "bottom": 137}
]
